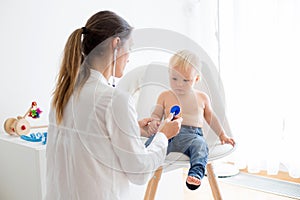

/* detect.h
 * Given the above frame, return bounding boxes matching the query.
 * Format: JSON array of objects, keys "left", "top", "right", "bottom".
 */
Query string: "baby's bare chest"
[{"left": 163, "top": 93, "right": 204, "bottom": 116}]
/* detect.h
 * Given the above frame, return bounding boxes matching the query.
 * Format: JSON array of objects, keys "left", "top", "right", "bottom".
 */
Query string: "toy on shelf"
[
  {"left": 20, "top": 132, "right": 47, "bottom": 145},
  {"left": 3, "top": 102, "right": 48, "bottom": 136}
]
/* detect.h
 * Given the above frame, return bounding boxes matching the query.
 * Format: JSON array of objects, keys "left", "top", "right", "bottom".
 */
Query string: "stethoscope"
[{"left": 170, "top": 105, "right": 181, "bottom": 120}]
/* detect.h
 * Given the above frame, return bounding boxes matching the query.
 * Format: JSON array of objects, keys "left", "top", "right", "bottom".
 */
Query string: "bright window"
[{"left": 219, "top": 0, "right": 300, "bottom": 177}]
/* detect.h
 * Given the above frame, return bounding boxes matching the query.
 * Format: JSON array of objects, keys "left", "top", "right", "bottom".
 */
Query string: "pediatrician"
[{"left": 45, "top": 10, "right": 182, "bottom": 200}]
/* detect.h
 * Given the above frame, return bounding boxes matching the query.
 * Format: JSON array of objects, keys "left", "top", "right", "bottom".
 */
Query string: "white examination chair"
[{"left": 118, "top": 62, "right": 236, "bottom": 200}]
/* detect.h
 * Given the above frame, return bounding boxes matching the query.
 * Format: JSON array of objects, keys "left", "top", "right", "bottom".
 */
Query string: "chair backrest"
[{"left": 118, "top": 62, "right": 235, "bottom": 161}]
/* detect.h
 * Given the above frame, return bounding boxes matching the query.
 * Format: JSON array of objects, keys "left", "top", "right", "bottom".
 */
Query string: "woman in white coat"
[{"left": 45, "top": 10, "right": 182, "bottom": 200}]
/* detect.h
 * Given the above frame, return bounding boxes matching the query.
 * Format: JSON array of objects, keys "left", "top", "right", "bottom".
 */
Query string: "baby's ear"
[{"left": 195, "top": 74, "right": 200, "bottom": 82}]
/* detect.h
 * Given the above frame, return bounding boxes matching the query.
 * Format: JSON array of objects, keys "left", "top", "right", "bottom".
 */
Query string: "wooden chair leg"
[
  {"left": 206, "top": 163, "right": 222, "bottom": 200},
  {"left": 144, "top": 166, "right": 163, "bottom": 200}
]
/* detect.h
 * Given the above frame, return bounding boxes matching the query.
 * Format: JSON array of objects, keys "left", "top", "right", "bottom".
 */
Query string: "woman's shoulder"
[
  {"left": 94, "top": 86, "right": 132, "bottom": 107},
  {"left": 113, "top": 88, "right": 132, "bottom": 102}
]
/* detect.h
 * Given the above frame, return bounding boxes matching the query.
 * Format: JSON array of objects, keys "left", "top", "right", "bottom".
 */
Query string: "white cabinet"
[
  {"left": 0, "top": 133, "right": 46, "bottom": 200},
  {"left": 0, "top": 133, "right": 185, "bottom": 200}
]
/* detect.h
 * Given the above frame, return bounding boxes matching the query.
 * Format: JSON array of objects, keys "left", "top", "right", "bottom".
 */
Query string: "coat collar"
[{"left": 90, "top": 68, "right": 109, "bottom": 85}]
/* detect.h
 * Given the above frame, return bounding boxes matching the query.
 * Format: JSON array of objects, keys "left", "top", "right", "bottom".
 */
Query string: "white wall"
[
  {"left": 0, "top": 0, "right": 219, "bottom": 129},
  {"left": 0, "top": 0, "right": 195, "bottom": 129},
  {"left": 0, "top": 1, "right": 220, "bottom": 199}
]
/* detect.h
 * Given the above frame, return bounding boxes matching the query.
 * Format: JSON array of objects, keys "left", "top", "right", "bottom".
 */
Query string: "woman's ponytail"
[{"left": 52, "top": 28, "right": 84, "bottom": 125}]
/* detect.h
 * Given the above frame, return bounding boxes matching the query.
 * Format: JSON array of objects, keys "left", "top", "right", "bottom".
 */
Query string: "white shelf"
[{"left": 0, "top": 133, "right": 46, "bottom": 200}]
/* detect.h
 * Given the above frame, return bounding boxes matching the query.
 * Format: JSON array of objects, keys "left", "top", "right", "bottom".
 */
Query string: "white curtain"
[
  {"left": 184, "top": 0, "right": 300, "bottom": 178},
  {"left": 217, "top": 0, "right": 300, "bottom": 178}
]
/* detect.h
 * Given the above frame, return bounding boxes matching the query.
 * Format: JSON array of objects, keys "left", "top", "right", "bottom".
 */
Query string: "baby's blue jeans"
[{"left": 145, "top": 125, "right": 209, "bottom": 180}]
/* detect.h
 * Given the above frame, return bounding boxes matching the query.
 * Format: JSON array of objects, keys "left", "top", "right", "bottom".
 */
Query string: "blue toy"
[{"left": 20, "top": 132, "right": 47, "bottom": 145}]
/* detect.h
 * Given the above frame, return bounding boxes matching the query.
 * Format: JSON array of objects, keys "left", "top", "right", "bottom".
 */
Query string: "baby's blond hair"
[{"left": 169, "top": 50, "right": 201, "bottom": 73}]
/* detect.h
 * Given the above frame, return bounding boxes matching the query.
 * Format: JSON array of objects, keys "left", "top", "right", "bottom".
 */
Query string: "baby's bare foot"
[{"left": 186, "top": 176, "right": 201, "bottom": 186}]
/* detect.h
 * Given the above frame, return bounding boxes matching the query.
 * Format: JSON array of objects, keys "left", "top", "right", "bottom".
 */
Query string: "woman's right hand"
[{"left": 158, "top": 113, "right": 182, "bottom": 139}]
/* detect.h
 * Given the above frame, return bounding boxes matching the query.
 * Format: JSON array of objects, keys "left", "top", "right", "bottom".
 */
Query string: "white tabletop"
[{"left": 0, "top": 132, "right": 46, "bottom": 151}]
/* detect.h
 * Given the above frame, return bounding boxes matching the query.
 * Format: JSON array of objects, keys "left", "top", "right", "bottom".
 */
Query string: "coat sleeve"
[{"left": 105, "top": 90, "right": 168, "bottom": 185}]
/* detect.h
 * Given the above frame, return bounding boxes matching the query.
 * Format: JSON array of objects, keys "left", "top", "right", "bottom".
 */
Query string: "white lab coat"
[{"left": 45, "top": 69, "right": 168, "bottom": 200}]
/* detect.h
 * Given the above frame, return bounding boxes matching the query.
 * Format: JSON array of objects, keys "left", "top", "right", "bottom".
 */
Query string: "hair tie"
[{"left": 81, "top": 27, "right": 88, "bottom": 35}]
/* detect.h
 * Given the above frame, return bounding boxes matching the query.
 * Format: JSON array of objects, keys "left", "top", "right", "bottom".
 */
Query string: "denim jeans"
[{"left": 145, "top": 125, "right": 209, "bottom": 180}]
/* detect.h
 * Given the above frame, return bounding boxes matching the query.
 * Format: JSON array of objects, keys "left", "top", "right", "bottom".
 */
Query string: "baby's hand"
[
  {"left": 147, "top": 120, "right": 160, "bottom": 136},
  {"left": 219, "top": 133, "right": 235, "bottom": 147}
]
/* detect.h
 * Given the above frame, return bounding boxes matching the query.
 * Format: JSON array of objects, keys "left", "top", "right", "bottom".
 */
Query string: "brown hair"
[{"left": 52, "top": 11, "right": 132, "bottom": 124}]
